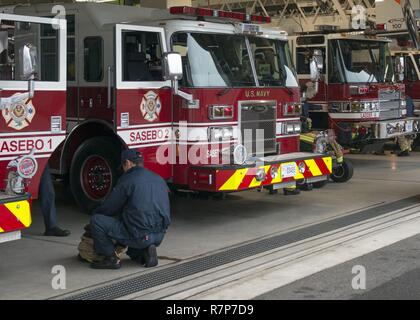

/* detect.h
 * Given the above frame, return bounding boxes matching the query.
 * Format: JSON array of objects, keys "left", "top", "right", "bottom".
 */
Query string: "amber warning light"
[{"left": 169, "top": 6, "right": 271, "bottom": 23}]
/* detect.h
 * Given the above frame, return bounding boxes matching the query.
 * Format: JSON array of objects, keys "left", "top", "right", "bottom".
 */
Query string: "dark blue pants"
[
  {"left": 407, "top": 96, "right": 415, "bottom": 117},
  {"left": 90, "top": 214, "right": 165, "bottom": 258},
  {"left": 38, "top": 164, "right": 57, "bottom": 230}
]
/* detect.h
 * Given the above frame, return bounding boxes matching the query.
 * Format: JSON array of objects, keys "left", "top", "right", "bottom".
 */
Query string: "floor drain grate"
[{"left": 59, "top": 195, "right": 420, "bottom": 300}]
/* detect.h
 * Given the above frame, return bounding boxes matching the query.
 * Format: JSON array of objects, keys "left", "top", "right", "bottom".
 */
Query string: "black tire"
[
  {"left": 313, "top": 180, "right": 328, "bottom": 188},
  {"left": 330, "top": 158, "right": 354, "bottom": 183},
  {"left": 70, "top": 137, "right": 120, "bottom": 213}
]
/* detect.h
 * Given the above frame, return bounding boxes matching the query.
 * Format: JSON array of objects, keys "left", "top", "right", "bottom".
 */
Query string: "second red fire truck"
[
  {"left": 290, "top": 30, "right": 419, "bottom": 152},
  {"left": 0, "top": 3, "right": 333, "bottom": 216}
]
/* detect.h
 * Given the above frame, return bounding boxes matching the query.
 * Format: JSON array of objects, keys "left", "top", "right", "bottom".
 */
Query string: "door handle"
[{"left": 107, "top": 66, "right": 113, "bottom": 109}]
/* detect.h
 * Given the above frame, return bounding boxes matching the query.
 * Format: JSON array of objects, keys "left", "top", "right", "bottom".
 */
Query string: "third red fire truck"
[{"left": 1, "top": 3, "right": 333, "bottom": 213}]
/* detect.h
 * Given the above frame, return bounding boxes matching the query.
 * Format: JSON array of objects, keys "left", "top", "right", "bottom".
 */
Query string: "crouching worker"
[{"left": 90, "top": 150, "right": 171, "bottom": 270}]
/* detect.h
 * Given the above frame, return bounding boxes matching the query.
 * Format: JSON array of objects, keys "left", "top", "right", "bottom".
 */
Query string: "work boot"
[
  {"left": 44, "top": 227, "right": 71, "bottom": 237},
  {"left": 90, "top": 254, "right": 121, "bottom": 270},
  {"left": 283, "top": 188, "right": 301, "bottom": 196},
  {"left": 398, "top": 150, "right": 410, "bottom": 157},
  {"left": 144, "top": 245, "right": 158, "bottom": 268}
]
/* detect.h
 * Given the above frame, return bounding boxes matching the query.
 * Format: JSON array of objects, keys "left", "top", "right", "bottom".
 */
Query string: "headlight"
[
  {"left": 351, "top": 101, "right": 377, "bottom": 112},
  {"left": 208, "top": 105, "right": 234, "bottom": 119},
  {"left": 283, "top": 103, "right": 302, "bottom": 116},
  {"left": 351, "top": 102, "right": 362, "bottom": 112},
  {"left": 283, "top": 122, "right": 301, "bottom": 135},
  {"left": 401, "top": 100, "right": 406, "bottom": 107},
  {"left": 371, "top": 101, "right": 379, "bottom": 111},
  {"left": 209, "top": 126, "right": 233, "bottom": 141}
]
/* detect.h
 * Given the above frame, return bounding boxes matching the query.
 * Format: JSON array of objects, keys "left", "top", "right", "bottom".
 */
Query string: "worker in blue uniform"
[{"left": 90, "top": 150, "right": 171, "bottom": 269}]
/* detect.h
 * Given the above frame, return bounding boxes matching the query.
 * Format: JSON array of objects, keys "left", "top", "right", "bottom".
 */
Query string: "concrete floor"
[
  {"left": 1, "top": 152, "right": 420, "bottom": 299},
  {"left": 255, "top": 233, "right": 420, "bottom": 300}
]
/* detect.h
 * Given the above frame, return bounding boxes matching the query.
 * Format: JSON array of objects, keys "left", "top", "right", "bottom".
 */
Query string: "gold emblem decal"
[
  {"left": 140, "top": 91, "right": 162, "bottom": 122},
  {"left": 2, "top": 94, "right": 36, "bottom": 130}
]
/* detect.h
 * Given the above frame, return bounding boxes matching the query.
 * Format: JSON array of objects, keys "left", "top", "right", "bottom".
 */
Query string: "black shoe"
[
  {"left": 398, "top": 150, "right": 410, "bottom": 157},
  {"left": 44, "top": 227, "right": 71, "bottom": 237},
  {"left": 90, "top": 255, "right": 121, "bottom": 270},
  {"left": 144, "top": 245, "right": 158, "bottom": 268},
  {"left": 283, "top": 188, "right": 301, "bottom": 196},
  {"left": 131, "top": 254, "right": 146, "bottom": 265}
]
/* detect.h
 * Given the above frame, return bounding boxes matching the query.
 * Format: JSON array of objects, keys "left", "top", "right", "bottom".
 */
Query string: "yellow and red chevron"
[
  {"left": 0, "top": 199, "right": 32, "bottom": 233},
  {"left": 218, "top": 156, "right": 332, "bottom": 191}
]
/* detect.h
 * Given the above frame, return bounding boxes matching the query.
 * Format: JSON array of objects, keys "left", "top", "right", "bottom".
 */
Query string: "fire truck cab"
[
  {"left": 290, "top": 31, "right": 419, "bottom": 152},
  {"left": 391, "top": 49, "right": 420, "bottom": 113},
  {"left": 4, "top": 3, "right": 333, "bottom": 212},
  {"left": 0, "top": 13, "right": 67, "bottom": 242}
]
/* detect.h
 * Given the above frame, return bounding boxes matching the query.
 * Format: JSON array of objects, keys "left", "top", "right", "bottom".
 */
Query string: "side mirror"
[
  {"left": 162, "top": 51, "right": 194, "bottom": 103},
  {"left": 19, "top": 43, "right": 38, "bottom": 80},
  {"left": 395, "top": 56, "right": 405, "bottom": 82},
  {"left": 310, "top": 49, "right": 323, "bottom": 81},
  {"left": 163, "top": 52, "right": 183, "bottom": 81}
]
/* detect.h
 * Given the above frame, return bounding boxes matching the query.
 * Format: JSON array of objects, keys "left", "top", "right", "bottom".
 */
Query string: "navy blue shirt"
[{"left": 92, "top": 166, "right": 171, "bottom": 238}]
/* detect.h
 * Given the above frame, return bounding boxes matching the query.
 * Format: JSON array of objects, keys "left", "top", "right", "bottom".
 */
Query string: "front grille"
[
  {"left": 240, "top": 101, "right": 276, "bottom": 156},
  {"left": 378, "top": 89, "right": 402, "bottom": 120}
]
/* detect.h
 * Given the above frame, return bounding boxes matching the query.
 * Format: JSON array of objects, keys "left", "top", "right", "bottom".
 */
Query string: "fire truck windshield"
[
  {"left": 171, "top": 32, "right": 298, "bottom": 88},
  {"left": 248, "top": 36, "right": 298, "bottom": 87},
  {"left": 329, "top": 39, "right": 394, "bottom": 84}
]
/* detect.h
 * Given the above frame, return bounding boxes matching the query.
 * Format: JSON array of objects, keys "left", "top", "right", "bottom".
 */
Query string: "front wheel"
[
  {"left": 330, "top": 158, "right": 354, "bottom": 183},
  {"left": 70, "top": 137, "right": 120, "bottom": 212}
]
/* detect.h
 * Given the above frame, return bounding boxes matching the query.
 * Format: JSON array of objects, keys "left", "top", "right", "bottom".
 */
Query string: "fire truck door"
[
  {"left": 0, "top": 14, "right": 67, "bottom": 198},
  {"left": 115, "top": 24, "right": 172, "bottom": 180}
]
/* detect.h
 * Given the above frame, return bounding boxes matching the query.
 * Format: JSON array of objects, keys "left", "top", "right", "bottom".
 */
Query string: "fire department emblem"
[
  {"left": 140, "top": 91, "right": 162, "bottom": 122},
  {"left": 2, "top": 95, "right": 36, "bottom": 131}
]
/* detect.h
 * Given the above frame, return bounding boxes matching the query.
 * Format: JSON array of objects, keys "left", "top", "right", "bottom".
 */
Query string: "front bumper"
[
  {"left": 375, "top": 117, "right": 419, "bottom": 139},
  {"left": 188, "top": 152, "right": 332, "bottom": 192},
  {"left": 0, "top": 193, "right": 32, "bottom": 243}
]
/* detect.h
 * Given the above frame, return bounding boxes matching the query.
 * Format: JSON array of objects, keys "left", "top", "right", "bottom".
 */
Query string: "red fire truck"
[
  {"left": 2, "top": 3, "right": 332, "bottom": 212},
  {"left": 290, "top": 30, "right": 419, "bottom": 152},
  {"left": 0, "top": 14, "right": 67, "bottom": 242}
]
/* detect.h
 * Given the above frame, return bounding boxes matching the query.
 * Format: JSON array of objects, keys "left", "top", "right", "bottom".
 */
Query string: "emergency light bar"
[{"left": 169, "top": 6, "right": 271, "bottom": 23}]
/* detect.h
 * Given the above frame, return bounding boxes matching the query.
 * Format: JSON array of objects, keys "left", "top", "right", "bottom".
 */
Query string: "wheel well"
[{"left": 60, "top": 120, "right": 125, "bottom": 175}]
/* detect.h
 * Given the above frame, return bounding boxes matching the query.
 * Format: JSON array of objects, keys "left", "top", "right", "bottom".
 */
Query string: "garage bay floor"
[{"left": 1, "top": 152, "right": 420, "bottom": 299}]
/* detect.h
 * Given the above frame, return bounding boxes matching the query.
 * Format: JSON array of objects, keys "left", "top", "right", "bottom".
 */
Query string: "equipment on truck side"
[{"left": 299, "top": 129, "right": 353, "bottom": 184}]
